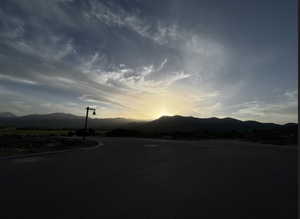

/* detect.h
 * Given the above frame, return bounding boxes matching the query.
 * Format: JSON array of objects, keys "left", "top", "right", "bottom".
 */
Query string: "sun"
[{"left": 152, "top": 107, "right": 174, "bottom": 119}]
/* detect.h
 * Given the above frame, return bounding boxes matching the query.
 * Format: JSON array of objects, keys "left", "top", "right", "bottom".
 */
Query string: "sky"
[{"left": 0, "top": 0, "right": 298, "bottom": 123}]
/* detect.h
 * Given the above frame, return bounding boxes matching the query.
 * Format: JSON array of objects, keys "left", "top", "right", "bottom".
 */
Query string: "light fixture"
[{"left": 83, "top": 106, "right": 97, "bottom": 140}]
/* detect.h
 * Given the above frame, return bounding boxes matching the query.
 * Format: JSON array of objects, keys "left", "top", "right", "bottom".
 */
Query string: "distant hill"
[
  {"left": 0, "top": 112, "right": 297, "bottom": 144},
  {"left": 135, "top": 115, "right": 283, "bottom": 133},
  {"left": 0, "top": 112, "right": 140, "bottom": 129},
  {"left": 0, "top": 112, "right": 17, "bottom": 118},
  {"left": 0, "top": 112, "right": 296, "bottom": 131},
  {"left": 0, "top": 112, "right": 296, "bottom": 132},
  {"left": 119, "top": 115, "right": 298, "bottom": 145}
]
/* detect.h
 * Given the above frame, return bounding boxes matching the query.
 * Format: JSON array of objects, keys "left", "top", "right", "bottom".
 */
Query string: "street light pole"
[{"left": 83, "top": 106, "right": 96, "bottom": 140}]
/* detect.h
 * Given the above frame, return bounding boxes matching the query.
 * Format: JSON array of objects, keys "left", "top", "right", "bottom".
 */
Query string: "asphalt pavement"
[{"left": 0, "top": 137, "right": 297, "bottom": 218}]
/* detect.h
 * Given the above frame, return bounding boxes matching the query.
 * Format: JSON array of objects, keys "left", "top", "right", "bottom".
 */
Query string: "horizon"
[
  {"left": 1, "top": 111, "right": 297, "bottom": 125},
  {"left": 0, "top": 0, "right": 297, "bottom": 124}
]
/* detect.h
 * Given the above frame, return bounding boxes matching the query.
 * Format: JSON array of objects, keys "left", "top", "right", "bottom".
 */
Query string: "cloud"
[
  {"left": 78, "top": 94, "right": 110, "bottom": 105},
  {"left": 6, "top": 36, "right": 75, "bottom": 62},
  {"left": 284, "top": 89, "right": 298, "bottom": 100},
  {"left": 156, "top": 58, "right": 168, "bottom": 72},
  {"left": 9, "top": 0, "right": 77, "bottom": 28},
  {"left": 0, "top": 74, "right": 38, "bottom": 85},
  {"left": 0, "top": 8, "right": 25, "bottom": 40},
  {"left": 85, "top": 60, "right": 190, "bottom": 94},
  {"left": 87, "top": 0, "right": 182, "bottom": 45},
  {"left": 226, "top": 90, "right": 298, "bottom": 124},
  {"left": 0, "top": 0, "right": 297, "bottom": 122}
]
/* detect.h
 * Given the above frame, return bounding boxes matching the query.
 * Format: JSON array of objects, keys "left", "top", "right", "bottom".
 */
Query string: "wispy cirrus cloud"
[
  {"left": 0, "top": 74, "right": 38, "bottom": 85},
  {"left": 219, "top": 89, "right": 298, "bottom": 124},
  {"left": 0, "top": 0, "right": 297, "bottom": 122}
]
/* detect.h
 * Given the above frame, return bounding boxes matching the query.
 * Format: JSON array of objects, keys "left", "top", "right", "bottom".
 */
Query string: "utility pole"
[{"left": 83, "top": 106, "right": 96, "bottom": 140}]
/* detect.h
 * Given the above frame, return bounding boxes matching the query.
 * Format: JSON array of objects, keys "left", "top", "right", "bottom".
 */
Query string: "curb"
[{"left": 0, "top": 141, "right": 103, "bottom": 160}]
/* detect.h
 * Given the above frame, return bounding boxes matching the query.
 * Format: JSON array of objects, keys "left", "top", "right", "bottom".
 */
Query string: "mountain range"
[
  {"left": 0, "top": 112, "right": 297, "bottom": 144},
  {"left": 0, "top": 112, "right": 140, "bottom": 129},
  {"left": 0, "top": 112, "right": 297, "bottom": 132}
]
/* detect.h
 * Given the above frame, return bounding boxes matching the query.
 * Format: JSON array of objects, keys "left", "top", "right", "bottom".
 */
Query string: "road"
[{"left": 0, "top": 137, "right": 297, "bottom": 218}]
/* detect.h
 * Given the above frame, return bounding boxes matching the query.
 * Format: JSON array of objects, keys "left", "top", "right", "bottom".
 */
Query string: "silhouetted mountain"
[
  {"left": 21, "top": 113, "right": 81, "bottom": 120},
  {"left": 0, "top": 113, "right": 297, "bottom": 144},
  {"left": 116, "top": 115, "right": 297, "bottom": 145},
  {"left": 0, "top": 112, "right": 17, "bottom": 118},
  {"left": 135, "top": 115, "right": 281, "bottom": 133},
  {"left": 0, "top": 112, "right": 297, "bottom": 144},
  {"left": 0, "top": 112, "right": 140, "bottom": 129}
]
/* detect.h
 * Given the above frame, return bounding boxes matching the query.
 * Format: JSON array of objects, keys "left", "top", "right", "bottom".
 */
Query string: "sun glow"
[
  {"left": 103, "top": 89, "right": 201, "bottom": 120},
  {"left": 152, "top": 106, "right": 174, "bottom": 119},
  {"left": 94, "top": 86, "right": 222, "bottom": 120}
]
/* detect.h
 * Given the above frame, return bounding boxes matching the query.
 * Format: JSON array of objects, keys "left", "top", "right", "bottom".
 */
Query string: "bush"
[
  {"left": 106, "top": 129, "right": 142, "bottom": 137},
  {"left": 67, "top": 131, "right": 75, "bottom": 137},
  {"left": 75, "top": 128, "right": 95, "bottom": 137}
]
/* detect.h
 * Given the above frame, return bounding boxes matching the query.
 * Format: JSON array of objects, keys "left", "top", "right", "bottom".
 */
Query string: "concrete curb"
[{"left": 0, "top": 141, "right": 103, "bottom": 160}]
